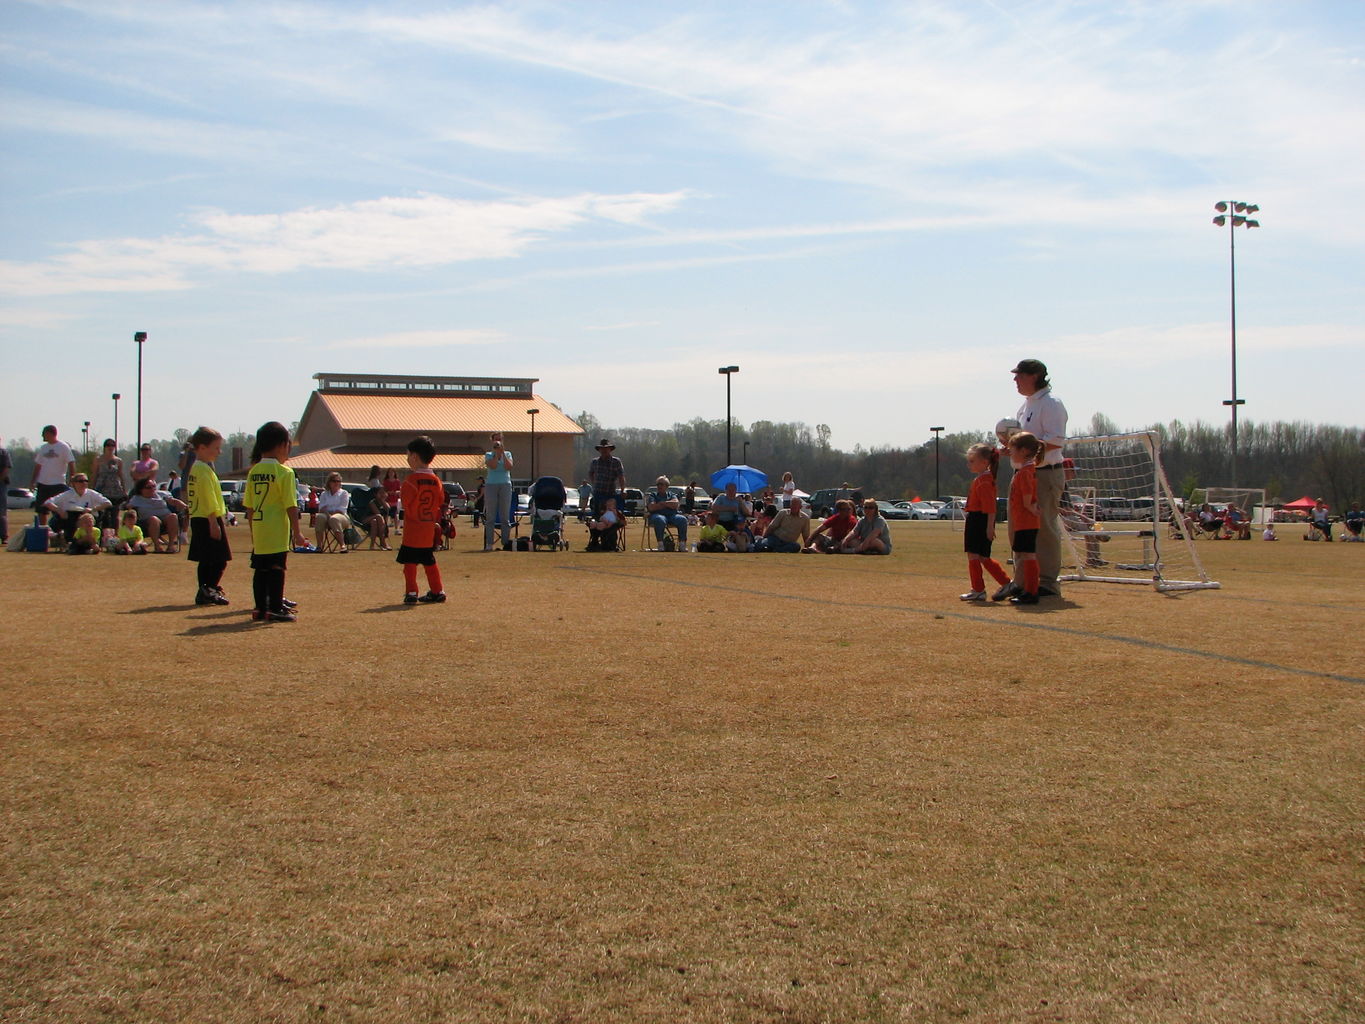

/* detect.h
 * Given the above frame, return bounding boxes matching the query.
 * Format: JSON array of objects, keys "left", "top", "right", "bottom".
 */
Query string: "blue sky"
[{"left": 2, "top": 0, "right": 1362, "bottom": 453}]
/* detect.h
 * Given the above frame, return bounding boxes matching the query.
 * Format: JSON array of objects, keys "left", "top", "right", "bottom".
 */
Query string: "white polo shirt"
[{"left": 1017, "top": 387, "right": 1068, "bottom": 467}]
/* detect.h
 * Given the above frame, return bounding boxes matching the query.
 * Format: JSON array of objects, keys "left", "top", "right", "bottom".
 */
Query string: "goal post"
[
  {"left": 1201, "top": 486, "right": 1268, "bottom": 526},
  {"left": 1057, "top": 431, "right": 1219, "bottom": 592}
]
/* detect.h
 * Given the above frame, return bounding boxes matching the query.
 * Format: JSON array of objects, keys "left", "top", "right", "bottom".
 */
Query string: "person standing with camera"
[{"left": 483, "top": 433, "right": 514, "bottom": 551}]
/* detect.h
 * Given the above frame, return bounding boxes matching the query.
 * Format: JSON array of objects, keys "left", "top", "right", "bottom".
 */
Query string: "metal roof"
[
  {"left": 316, "top": 393, "right": 584, "bottom": 434},
  {"left": 287, "top": 449, "right": 487, "bottom": 472}
]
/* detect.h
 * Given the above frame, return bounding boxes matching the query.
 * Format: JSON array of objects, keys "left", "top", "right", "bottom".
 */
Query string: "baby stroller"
[{"left": 528, "top": 476, "right": 569, "bottom": 551}]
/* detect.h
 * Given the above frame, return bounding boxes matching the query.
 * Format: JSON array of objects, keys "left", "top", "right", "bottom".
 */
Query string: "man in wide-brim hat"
[{"left": 588, "top": 439, "right": 626, "bottom": 518}]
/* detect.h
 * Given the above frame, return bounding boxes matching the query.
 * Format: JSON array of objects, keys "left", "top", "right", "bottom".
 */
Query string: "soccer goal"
[
  {"left": 1201, "top": 486, "right": 1268, "bottom": 526},
  {"left": 1058, "top": 431, "right": 1219, "bottom": 592}
]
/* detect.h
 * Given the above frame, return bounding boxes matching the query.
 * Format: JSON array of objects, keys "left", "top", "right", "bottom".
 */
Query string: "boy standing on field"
[{"left": 397, "top": 435, "right": 447, "bottom": 604}]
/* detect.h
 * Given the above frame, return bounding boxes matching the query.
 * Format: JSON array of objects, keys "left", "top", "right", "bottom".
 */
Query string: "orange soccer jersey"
[
  {"left": 401, "top": 470, "right": 445, "bottom": 548},
  {"left": 1008, "top": 463, "right": 1040, "bottom": 531},
  {"left": 966, "top": 471, "right": 996, "bottom": 514}
]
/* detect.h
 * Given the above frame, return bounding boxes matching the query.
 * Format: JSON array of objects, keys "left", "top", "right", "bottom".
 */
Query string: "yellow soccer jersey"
[
  {"left": 187, "top": 460, "right": 226, "bottom": 519},
  {"left": 245, "top": 458, "right": 297, "bottom": 554}
]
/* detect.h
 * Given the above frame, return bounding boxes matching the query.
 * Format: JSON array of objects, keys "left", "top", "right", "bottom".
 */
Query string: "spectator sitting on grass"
[
  {"left": 113, "top": 509, "right": 150, "bottom": 554},
  {"left": 841, "top": 499, "right": 892, "bottom": 555},
  {"left": 697, "top": 511, "right": 728, "bottom": 552},
  {"left": 805, "top": 499, "right": 857, "bottom": 553},
  {"left": 68, "top": 512, "right": 102, "bottom": 555},
  {"left": 756, "top": 496, "right": 812, "bottom": 553}
]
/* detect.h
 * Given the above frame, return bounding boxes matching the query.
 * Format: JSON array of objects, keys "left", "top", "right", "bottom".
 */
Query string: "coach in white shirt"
[{"left": 1014, "top": 358, "right": 1068, "bottom": 598}]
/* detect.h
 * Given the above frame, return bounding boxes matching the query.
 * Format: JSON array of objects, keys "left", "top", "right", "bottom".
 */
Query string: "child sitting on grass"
[
  {"left": 68, "top": 513, "right": 101, "bottom": 555},
  {"left": 113, "top": 509, "right": 150, "bottom": 554}
]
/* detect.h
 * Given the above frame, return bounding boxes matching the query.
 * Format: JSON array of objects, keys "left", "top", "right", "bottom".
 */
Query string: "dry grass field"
[{"left": 2, "top": 518, "right": 1362, "bottom": 1023}]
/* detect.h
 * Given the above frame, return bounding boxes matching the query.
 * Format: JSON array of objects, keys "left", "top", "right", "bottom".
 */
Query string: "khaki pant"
[{"left": 1036, "top": 466, "right": 1063, "bottom": 593}]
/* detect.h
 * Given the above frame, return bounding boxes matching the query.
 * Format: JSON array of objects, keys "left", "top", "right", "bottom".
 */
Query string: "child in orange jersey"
[
  {"left": 1000, "top": 431, "right": 1043, "bottom": 606},
  {"left": 397, "top": 435, "right": 447, "bottom": 605},
  {"left": 960, "top": 443, "right": 1013, "bottom": 601}
]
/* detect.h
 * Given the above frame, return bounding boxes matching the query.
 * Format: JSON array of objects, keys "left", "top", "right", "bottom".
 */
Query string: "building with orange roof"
[{"left": 279, "top": 373, "right": 583, "bottom": 487}]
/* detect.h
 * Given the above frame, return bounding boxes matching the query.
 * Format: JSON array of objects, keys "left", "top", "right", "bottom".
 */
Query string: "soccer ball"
[{"left": 994, "top": 417, "right": 1022, "bottom": 443}]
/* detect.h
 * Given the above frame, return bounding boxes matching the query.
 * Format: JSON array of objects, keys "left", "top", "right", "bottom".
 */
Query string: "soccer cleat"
[
  {"left": 991, "top": 582, "right": 1020, "bottom": 602},
  {"left": 195, "top": 586, "right": 217, "bottom": 606},
  {"left": 404, "top": 592, "right": 419, "bottom": 604},
  {"left": 959, "top": 590, "right": 987, "bottom": 602},
  {"left": 210, "top": 587, "right": 230, "bottom": 606},
  {"left": 417, "top": 591, "right": 447, "bottom": 604},
  {"left": 1010, "top": 592, "right": 1040, "bottom": 605},
  {"left": 281, "top": 598, "right": 298, "bottom": 610},
  {"left": 265, "top": 609, "right": 297, "bottom": 622}
]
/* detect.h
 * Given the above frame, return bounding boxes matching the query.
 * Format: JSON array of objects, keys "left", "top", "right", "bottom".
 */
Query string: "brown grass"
[{"left": 2, "top": 520, "right": 1362, "bottom": 1023}]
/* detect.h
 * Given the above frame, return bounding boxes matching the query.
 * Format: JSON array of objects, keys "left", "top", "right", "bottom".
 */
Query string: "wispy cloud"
[{"left": 0, "top": 190, "right": 695, "bottom": 296}]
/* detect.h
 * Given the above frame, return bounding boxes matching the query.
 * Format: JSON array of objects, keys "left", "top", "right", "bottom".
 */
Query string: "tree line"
[{"left": 570, "top": 412, "right": 1364, "bottom": 508}]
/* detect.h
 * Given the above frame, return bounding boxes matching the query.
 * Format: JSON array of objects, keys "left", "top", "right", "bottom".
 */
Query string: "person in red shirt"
[
  {"left": 999, "top": 432, "right": 1043, "bottom": 606},
  {"left": 804, "top": 498, "right": 857, "bottom": 553},
  {"left": 960, "top": 443, "right": 1013, "bottom": 601},
  {"left": 397, "top": 436, "right": 447, "bottom": 605}
]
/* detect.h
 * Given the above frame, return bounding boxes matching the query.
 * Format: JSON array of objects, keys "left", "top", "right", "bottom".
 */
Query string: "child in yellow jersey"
[
  {"left": 186, "top": 426, "right": 232, "bottom": 606},
  {"left": 114, "top": 509, "right": 150, "bottom": 554},
  {"left": 244, "top": 421, "right": 306, "bottom": 623}
]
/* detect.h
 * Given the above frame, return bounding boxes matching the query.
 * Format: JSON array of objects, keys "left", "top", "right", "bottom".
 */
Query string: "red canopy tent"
[{"left": 1282, "top": 496, "right": 1322, "bottom": 510}]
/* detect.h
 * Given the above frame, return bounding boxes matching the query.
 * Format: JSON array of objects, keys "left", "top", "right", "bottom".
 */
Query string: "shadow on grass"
[
  {"left": 179, "top": 619, "right": 266, "bottom": 636},
  {"left": 359, "top": 604, "right": 417, "bottom": 614},
  {"left": 124, "top": 604, "right": 196, "bottom": 615}
]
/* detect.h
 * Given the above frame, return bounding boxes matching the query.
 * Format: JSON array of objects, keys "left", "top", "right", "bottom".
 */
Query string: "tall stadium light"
[
  {"left": 82, "top": 421, "right": 91, "bottom": 454},
  {"left": 526, "top": 408, "right": 539, "bottom": 481},
  {"left": 930, "top": 426, "right": 945, "bottom": 502},
  {"left": 743, "top": 440, "right": 750, "bottom": 466},
  {"left": 112, "top": 394, "right": 121, "bottom": 449},
  {"left": 718, "top": 366, "right": 739, "bottom": 465},
  {"left": 1212, "top": 201, "right": 1260, "bottom": 487},
  {"left": 133, "top": 331, "right": 147, "bottom": 451}
]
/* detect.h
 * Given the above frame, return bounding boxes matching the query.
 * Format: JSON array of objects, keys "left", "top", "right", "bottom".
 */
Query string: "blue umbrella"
[{"left": 710, "top": 464, "right": 768, "bottom": 493}]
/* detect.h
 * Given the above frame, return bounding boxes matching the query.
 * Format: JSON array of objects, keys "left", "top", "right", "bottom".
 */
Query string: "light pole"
[
  {"left": 930, "top": 426, "right": 945, "bottom": 501},
  {"left": 718, "top": 366, "right": 739, "bottom": 465},
  {"left": 526, "top": 408, "right": 539, "bottom": 481},
  {"left": 1212, "top": 201, "right": 1260, "bottom": 487},
  {"left": 742, "top": 440, "right": 750, "bottom": 466},
  {"left": 82, "top": 421, "right": 91, "bottom": 455},
  {"left": 133, "top": 331, "right": 147, "bottom": 451},
  {"left": 112, "top": 394, "right": 120, "bottom": 449}
]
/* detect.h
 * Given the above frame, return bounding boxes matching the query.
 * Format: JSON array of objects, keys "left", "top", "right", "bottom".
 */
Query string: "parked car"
[
  {"left": 904, "top": 501, "right": 939, "bottom": 520},
  {"left": 7, "top": 486, "right": 35, "bottom": 510},
  {"left": 668, "top": 484, "right": 711, "bottom": 512},
  {"left": 563, "top": 486, "right": 580, "bottom": 514},
  {"left": 807, "top": 488, "right": 863, "bottom": 518},
  {"left": 442, "top": 481, "right": 468, "bottom": 513},
  {"left": 219, "top": 480, "right": 247, "bottom": 511},
  {"left": 620, "top": 488, "right": 646, "bottom": 517},
  {"left": 1094, "top": 497, "right": 1137, "bottom": 521},
  {"left": 875, "top": 501, "right": 913, "bottom": 521},
  {"left": 937, "top": 498, "right": 967, "bottom": 520}
]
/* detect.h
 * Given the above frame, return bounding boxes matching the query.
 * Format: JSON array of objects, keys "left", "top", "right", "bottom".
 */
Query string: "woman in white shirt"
[{"left": 315, "top": 474, "right": 354, "bottom": 552}]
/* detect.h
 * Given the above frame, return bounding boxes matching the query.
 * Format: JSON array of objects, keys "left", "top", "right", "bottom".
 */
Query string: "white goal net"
[
  {"left": 1200, "top": 487, "right": 1268, "bottom": 526},
  {"left": 1058, "top": 431, "right": 1219, "bottom": 591}
]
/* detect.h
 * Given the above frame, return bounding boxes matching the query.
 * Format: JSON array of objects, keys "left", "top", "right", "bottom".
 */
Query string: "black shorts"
[
  {"left": 395, "top": 543, "right": 436, "bottom": 566},
  {"left": 963, "top": 511, "right": 993, "bottom": 558},
  {"left": 188, "top": 516, "right": 232, "bottom": 563},
  {"left": 35, "top": 483, "right": 66, "bottom": 508},
  {"left": 250, "top": 550, "right": 289, "bottom": 571},
  {"left": 1012, "top": 528, "right": 1038, "bottom": 554}
]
